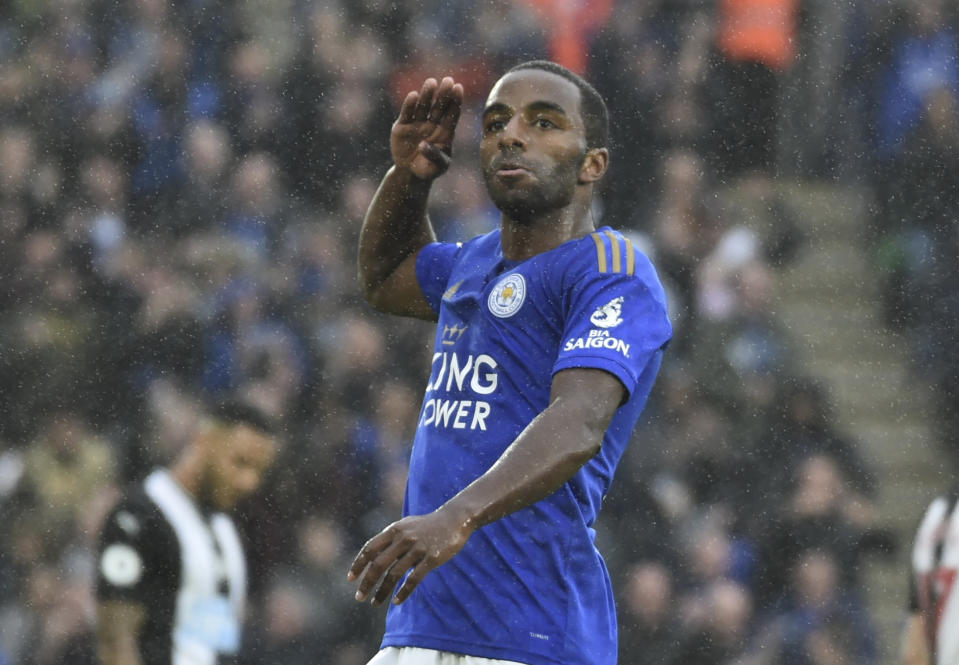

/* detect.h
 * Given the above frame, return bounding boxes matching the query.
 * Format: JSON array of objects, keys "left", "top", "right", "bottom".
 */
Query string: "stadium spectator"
[
  {"left": 704, "top": 0, "right": 800, "bottom": 181},
  {"left": 873, "top": 0, "right": 959, "bottom": 161},
  {"left": 754, "top": 453, "right": 880, "bottom": 608},
  {"left": 19, "top": 408, "right": 118, "bottom": 547},
  {"left": 771, "top": 548, "right": 878, "bottom": 665},
  {"left": 671, "top": 579, "right": 757, "bottom": 665},
  {"left": 617, "top": 561, "right": 682, "bottom": 665}
]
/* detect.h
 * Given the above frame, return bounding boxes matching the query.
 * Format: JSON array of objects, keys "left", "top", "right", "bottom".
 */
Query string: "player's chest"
[{"left": 438, "top": 264, "right": 563, "bottom": 344}]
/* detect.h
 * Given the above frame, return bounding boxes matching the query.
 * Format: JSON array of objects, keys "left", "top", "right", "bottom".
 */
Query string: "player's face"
[
  {"left": 205, "top": 424, "right": 277, "bottom": 511},
  {"left": 480, "top": 69, "right": 589, "bottom": 222}
]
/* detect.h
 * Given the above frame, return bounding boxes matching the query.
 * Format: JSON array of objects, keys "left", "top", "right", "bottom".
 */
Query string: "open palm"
[{"left": 391, "top": 76, "right": 464, "bottom": 181}]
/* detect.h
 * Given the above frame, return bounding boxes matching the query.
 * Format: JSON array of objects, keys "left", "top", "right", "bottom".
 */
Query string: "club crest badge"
[
  {"left": 488, "top": 273, "right": 526, "bottom": 318},
  {"left": 590, "top": 296, "right": 624, "bottom": 328},
  {"left": 100, "top": 543, "right": 144, "bottom": 586}
]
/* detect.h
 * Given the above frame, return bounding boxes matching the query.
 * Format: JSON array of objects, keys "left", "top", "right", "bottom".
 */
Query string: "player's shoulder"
[
  {"left": 98, "top": 481, "right": 183, "bottom": 598},
  {"left": 921, "top": 483, "right": 959, "bottom": 522},
  {"left": 457, "top": 228, "right": 501, "bottom": 258},
  {"left": 425, "top": 229, "right": 500, "bottom": 275},
  {"left": 104, "top": 482, "right": 153, "bottom": 521},
  {"left": 913, "top": 488, "right": 959, "bottom": 545},
  {"left": 99, "top": 479, "right": 173, "bottom": 547},
  {"left": 563, "top": 228, "right": 664, "bottom": 289},
  {"left": 577, "top": 227, "right": 644, "bottom": 277}
]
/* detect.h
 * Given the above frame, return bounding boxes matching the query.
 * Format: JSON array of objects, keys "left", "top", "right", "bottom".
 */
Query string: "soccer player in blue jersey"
[{"left": 349, "top": 61, "right": 673, "bottom": 665}]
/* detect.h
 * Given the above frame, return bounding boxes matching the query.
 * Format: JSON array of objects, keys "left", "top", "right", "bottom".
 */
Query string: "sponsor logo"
[
  {"left": 488, "top": 273, "right": 526, "bottom": 318},
  {"left": 420, "top": 352, "right": 499, "bottom": 431},
  {"left": 563, "top": 329, "right": 630, "bottom": 357},
  {"left": 590, "top": 296, "right": 624, "bottom": 328},
  {"left": 420, "top": 398, "right": 492, "bottom": 431}
]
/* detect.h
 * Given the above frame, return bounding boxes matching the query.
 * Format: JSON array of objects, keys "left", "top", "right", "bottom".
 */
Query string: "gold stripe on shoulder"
[
  {"left": 624, "top": 236, "right": 635, "bottom": 276},
  {"left": 603, "top": 230, "right": 621, "bottom": 273},
  {"left": 591, "top": 232, "right": 607, "bottom": 273}
]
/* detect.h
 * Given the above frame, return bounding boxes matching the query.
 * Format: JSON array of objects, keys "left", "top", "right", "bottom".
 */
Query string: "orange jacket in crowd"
[
  {"left": 522, "top": 0, "right": 615, "bottom": 75},
  {"left": 718, "top": 0, "right": 799, "bottom": 71}
]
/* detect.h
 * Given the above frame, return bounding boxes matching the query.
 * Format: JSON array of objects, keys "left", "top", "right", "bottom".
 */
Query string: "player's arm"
[
  {"left": 96, "top": 496, "right": 174, "bottom": 665},
  {"left": 901, "top": 612, "right": 931, "bottom": 665},
  {"left": 96, "top": 600, "right": 146, "bottom": 665},
  {"left": 358, "top": 76, "right": 464, "bottom": 320},
  {"left": 349, "top": 367, "right": 623, "bottom": 606},
  {"left": 441, "top": 367, "right": 622, "bottom": 531},
  {"left": 902, "top": 566, "right": 932, "bottom": 665}
]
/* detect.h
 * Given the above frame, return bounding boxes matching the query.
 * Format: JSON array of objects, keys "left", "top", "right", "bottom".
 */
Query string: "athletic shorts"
[{"left": 368, "top": 647, "right": 528, "bottom": 665}]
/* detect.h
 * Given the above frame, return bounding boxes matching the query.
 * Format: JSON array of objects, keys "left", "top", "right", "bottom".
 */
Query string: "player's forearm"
[
  {"left": 97, "top": 631, "right": 144, "bottom": 665},
  {"left": 442, "top": 396, "right": 609, "bottom": 531},
  {"left": 97, "top": 602, "right": 146, "bottom": 665},
  {"left": 901, "top": 614, "right": 931, "bottom": 665},
  {"left": 358, "top": 166, "right": 436, "bottom": 305}
]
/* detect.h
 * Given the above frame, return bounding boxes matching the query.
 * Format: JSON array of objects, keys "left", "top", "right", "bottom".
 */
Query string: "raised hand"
[{"left": 391, "top": 76, "right": 464, "bottom": 181}]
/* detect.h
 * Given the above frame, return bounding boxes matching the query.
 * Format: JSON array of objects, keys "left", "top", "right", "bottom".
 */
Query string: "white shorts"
[{"left": 368, "top": 646, "right": 528, "bottom": 665}]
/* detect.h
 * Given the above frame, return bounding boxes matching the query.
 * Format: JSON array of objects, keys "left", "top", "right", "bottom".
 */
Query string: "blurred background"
[{"left": 1, "top": 0, "right": 958, "bottom": 663}]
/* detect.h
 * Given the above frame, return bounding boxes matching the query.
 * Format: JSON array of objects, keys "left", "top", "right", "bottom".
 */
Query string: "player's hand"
[
  {"left": 391, "top": 76, "right": 464, "bottom": 181},
  {"left": 348, "top": 507, "right": 473, "bottom": 606}
]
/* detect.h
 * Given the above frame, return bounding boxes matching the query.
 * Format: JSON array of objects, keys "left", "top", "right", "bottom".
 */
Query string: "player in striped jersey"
[
  {"left": 350, "top": 61, "right": 672, "bottom": 665},
  {"left": 904, "top": 486, "right": 959, "bottom": 665},
  {"left": 95, "top": 400, "right": 278, "bottom": 665}
]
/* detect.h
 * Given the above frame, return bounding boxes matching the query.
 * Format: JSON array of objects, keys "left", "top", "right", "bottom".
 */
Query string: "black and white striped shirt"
[{"left": 96, "top": 469, "right": 246, "bottom": 665}]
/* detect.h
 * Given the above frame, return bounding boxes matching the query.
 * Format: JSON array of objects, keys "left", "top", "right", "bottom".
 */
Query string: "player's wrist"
[
  {"left": 438, "top": 495, "right": 483, "bottom": 535},
  {"left": 389, "top": 163, "right": 435, "bottom": 186}
]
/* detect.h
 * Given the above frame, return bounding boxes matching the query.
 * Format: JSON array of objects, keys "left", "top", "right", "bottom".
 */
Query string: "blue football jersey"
[{"left": 382, "top": 227, "right": 672, "bottom": 665}]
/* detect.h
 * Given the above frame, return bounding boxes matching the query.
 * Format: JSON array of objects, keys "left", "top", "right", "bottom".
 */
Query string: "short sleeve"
[
  {"left": 415, "top": 242, "right": 462, "bottom": 314},
  {"left": 96, "top": 493, "right": 178, "bottom": 604},
  {"left": 553, "top": 262, "right": 672, "bottom": 399}
]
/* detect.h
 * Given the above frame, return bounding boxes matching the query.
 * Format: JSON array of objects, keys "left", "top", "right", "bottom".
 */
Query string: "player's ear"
[{"left": 579, "top": 148, "right": 609, "bottom": 184}]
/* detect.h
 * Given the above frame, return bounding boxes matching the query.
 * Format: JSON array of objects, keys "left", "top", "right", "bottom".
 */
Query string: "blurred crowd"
[
  {"left": 864, "top": 0, "right": 959, "bottom": 455},
  {"left": 0, "top": 0, "right": 955, "bottom": 664}
]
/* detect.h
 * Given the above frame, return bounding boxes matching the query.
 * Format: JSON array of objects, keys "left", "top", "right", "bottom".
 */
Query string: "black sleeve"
[{"left": 96, "top": 487, "right": 180, "bottom": 604}]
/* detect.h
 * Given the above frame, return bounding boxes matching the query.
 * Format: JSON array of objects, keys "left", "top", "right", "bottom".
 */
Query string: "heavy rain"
[{"left": 0, "top": 1, "right": 956, "bottom": 665}]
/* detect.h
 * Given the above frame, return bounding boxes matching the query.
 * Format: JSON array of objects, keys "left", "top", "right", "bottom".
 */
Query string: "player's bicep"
[
  {"left": 367, "top": 249, "right": 438, "bottom": 320},
  {"left": 97, "top": 536, "right": 150, "bottom": 598},
  {"left": 96, "top": 502, "right": 169, "bottom": 604},
  {"left": 549, "top": 368, "right": 626, "bottom": 438}
]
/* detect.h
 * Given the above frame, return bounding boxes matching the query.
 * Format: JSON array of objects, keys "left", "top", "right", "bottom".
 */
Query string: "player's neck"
[
  {"left": 170, "top": 458, "right": 222, "bottom": 515},
  {"left": 170, "top": 448, "right": 203, "bottom": 503},
  {"left": 499, "top": 198, "right": 595, "bottom": 261}
]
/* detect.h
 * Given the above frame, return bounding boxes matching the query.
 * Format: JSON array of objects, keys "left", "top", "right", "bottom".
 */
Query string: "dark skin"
[
  {"left": 901, "top": 612, "right": 929, "bottom": 665},
  {"left": 351, "top": 70, "right": 624, "bottom": 607}
]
